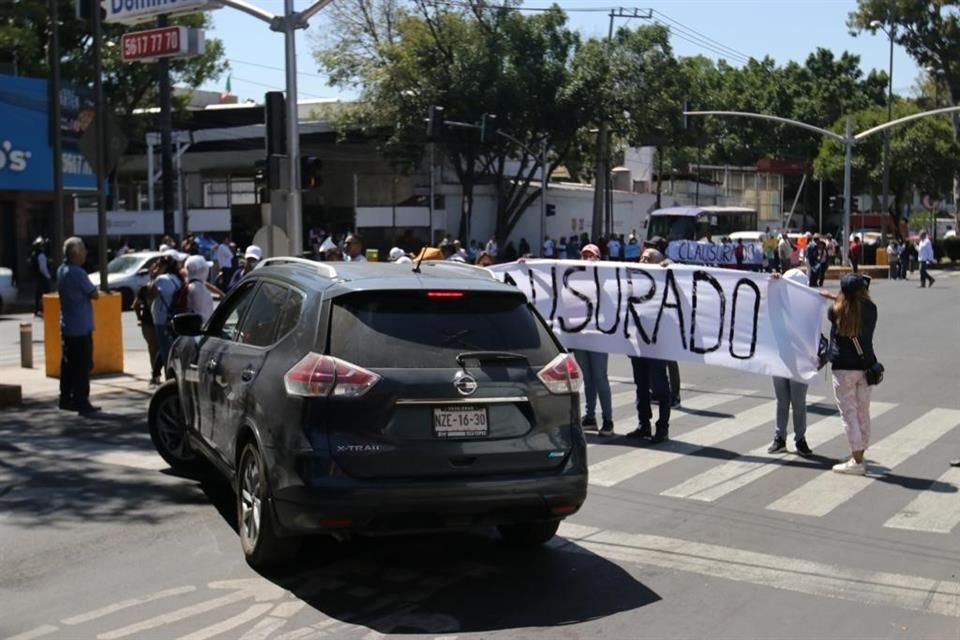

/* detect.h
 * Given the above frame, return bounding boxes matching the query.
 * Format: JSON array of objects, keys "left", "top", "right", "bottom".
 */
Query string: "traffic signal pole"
[
  {"left": 685, "top": 106, "right": 960, "bottom": 267},
  {"left": 216, "top": 0, "right": 335, "bottom": 257}
]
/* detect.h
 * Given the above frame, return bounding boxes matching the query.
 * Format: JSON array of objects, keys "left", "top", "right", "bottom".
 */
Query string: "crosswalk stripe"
[
  {"left": 766, "top": 408, "right": 960, "bottom": 517},
  {"left": 662, "top": 402, "right": 898, "bottom": 502},
  {"left": 558, "top": 523, "right": 960, "bottom": 618},
  {"left": 884, "top": 466, "right": 960, "bottom": 533},
  {"left": 588, "top": 398, "right": 792, "bottom": 487}
]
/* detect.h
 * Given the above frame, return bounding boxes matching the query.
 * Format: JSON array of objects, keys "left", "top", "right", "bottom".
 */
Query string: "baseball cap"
[
  {"left": 389, "top": 247, "right": 406, "bottom": 262},
  {"left": 840, "top": 272, "right": 870, "bottom": 293},
  {"left": 244, "top": 245, "right": 263, "bottom": 261},
  {"left": 581, "top": 243, "right": 601, "bottom": 258}
]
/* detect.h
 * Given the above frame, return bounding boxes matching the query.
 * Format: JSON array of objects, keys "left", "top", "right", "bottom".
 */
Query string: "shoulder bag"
[{"left": 852, "top": 337, "right": 884, "bottom": 386}]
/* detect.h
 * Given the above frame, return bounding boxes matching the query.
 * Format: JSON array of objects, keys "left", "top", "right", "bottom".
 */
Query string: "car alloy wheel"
[
  {"left": 239, "top": 448, "right": 262, "bottom": 548},
  {"left": 148, "top": 380, "right": 200, "bottom": 472}
]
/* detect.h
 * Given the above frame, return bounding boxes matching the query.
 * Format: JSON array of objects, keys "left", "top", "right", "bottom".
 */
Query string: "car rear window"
[{"left": 329, "top": 291, "right": 559, "bottom": 368}]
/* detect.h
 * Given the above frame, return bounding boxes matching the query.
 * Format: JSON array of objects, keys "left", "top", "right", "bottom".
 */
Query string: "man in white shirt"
[
  {"left": 344, "top": 233, "right": 367, "bottom": 262},
  {"left": 606, "top": 236, "right": 621, "bottom": 261},
  {"left": 215, "top": 235, "right": 235, "bottom": 281},
  {"left": 542, "top": 236, "right": 554, "bottom": 258},
  {"left": 918, "top": 230, "right": 936, "bottom": 288}
]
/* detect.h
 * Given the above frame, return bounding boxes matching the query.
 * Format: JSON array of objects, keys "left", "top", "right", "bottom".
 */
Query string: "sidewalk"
[{"left": 0, "top": 311, "right": 156, "bottom": 407}]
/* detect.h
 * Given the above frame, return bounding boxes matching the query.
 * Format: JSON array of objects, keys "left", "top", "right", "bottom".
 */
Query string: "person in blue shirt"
[
  {"left": 57, "top": 237, "right": 100, "bottom": 416},
  {"left": 150, "top": 254, "right": 184, "bottom": 376}
]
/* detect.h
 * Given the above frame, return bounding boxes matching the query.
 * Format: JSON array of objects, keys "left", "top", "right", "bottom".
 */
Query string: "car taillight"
[
  {"left": 426, "top": 291, "right": 464, "bottom": 298},
  {"left": 537, "top": 353, "right": 582, "bottom": 394},
  {"left": 284, "top": 352, "right": 381, "bottom": 398}
]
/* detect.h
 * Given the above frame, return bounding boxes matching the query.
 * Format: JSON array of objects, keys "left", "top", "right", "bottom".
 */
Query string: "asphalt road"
[{"left": 2, "top": 269, "right": 960, "bottom": 640}]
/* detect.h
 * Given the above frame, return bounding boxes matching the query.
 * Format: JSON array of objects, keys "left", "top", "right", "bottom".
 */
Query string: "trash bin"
[{"left": 42, "top": 292, "right": 124, "bottom": 378}]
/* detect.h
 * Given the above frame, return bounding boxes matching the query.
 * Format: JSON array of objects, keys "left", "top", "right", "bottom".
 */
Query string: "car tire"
[
  {"left": 148, "top": 380, "right": 203, "bottom": 473},
  {"left": 497, "top": 520, "right": 561, "bottom": 547},
  {"left": 119, "top": 288, "right": 134, "bottom": 310},
  {"left": 237, "top": 442, "right": 299, "bottom": 569}
]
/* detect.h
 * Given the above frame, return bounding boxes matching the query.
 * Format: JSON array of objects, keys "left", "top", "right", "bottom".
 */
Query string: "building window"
[{"left": 202, "top": 178, "right": 258, "bottom": 207}]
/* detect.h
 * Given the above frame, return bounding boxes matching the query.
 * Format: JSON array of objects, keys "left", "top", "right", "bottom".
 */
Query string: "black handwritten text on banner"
[{"left": 490, "top": 260, "right": 828, "bottom": 382}]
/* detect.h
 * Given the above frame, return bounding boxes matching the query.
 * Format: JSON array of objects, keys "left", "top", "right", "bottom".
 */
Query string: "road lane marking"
[
  {"left": 558, "top": 523, "right": 960, "bottom": 618},
  {"left": 62, "top": 586, "right": 197, "bottom": 625},
  {"left": 766, "top": 408, "right": 960, "bottom": 517},
  {"left": 588, "top": 399, "right": 789, "bottom": 487},
  {"left": 175, "top": 603, "right": 273, "bottom": 640},
  {"left": 3, "top": 625, "right": 59, "bottom": 640},
  {"left": 662, "top": 402, "right": 897, "bottom": 501},
  {"left": 884, "top": 466, "right": 960, "bottom": 533},
  {"left": 98, "top": 579, "right": 284, "bottom": 640}
]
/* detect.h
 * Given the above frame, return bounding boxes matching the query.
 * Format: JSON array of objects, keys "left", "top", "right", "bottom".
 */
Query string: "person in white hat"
[
  {"left": 228, "top": 245, "right": 262, "bottom": 291},
  {"left": 389, "top": 247, "right": 412, "bottom": 265}
]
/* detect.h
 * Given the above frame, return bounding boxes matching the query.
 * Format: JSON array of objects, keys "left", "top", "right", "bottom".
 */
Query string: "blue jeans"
[
  {"left": 155, "top": 323, "right": 174, "bottom": 377},
  {"left": 574, "top": 349, "right": 612, "bottom": 422},
  {"left": 631, "top": 357, "right": 670, "bottom": 429},
  {"left": 772, "top": 376, "right": 808, "bottom": 440}
]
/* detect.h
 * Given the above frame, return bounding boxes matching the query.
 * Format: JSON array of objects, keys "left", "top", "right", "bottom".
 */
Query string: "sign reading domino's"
[
  {"left": 105, "top": 0, "right": 219, "bottom": 24},
  {"left": 0, "top": 74, "right": 97, "bottom": 192}
]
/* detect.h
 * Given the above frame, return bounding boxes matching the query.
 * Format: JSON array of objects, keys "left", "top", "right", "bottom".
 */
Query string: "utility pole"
[
  {"left": 591, "top": 7, "right": 653, "bottom": 242},
  {"left": 92, "top": 0, "right": 108, "bottom": 290},
  {"left": 157, "top": 14, "right": 175, "bottom": 239},
  {"left": 871, "top": 11, "right": 896, "bottom": 244},
  {"left": 48, "top": 0, "right": 64, "bottom": 263}
]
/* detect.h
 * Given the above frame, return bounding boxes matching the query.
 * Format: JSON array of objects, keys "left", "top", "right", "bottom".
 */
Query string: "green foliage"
[{"left": 0, "top": 0, "right": 229, "bottom": 115}]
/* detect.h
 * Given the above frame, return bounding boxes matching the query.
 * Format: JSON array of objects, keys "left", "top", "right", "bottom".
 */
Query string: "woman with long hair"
[{"left": 828, "top": 273, "right": 878, "bottom": 475}]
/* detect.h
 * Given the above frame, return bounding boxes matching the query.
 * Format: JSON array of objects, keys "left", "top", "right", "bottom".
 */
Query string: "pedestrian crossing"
[{"left": 584, "top": 386, "right": 960, "bottom": 535}]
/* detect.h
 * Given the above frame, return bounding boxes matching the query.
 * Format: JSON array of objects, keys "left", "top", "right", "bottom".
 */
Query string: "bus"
[{"left": 647, "top": 206, "right": 759, "bottom": 242}]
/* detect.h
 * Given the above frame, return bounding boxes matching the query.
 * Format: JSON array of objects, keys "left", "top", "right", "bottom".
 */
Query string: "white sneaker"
[{"left": 832, "top": 458, "right": 866, "bottom": 475}]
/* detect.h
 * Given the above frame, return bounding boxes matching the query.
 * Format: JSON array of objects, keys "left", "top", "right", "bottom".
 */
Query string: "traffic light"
[
  {"left": 300, "top": 156, "right": 322, "bottom": 190},
  {"left": 480, "top": 113, "right": 498, "bottom": 145},
  {"left": 545, "top": 203, "right": 556, "bottom": 217},
  {"left": 827, "top": 195, "right": 839, "bottom": 211},
  {"left": 426, "top": 105, "right": 445, "bottom": 141},
  {"left": 254, "top": 159, "right": 269, "bottom": 203},
  {"left": 852, "top": 197, "right": 860, "bottom": 213},
  {"left": 75, "top": 0, "right": 106, "bottom": 21},
  {"left": 265, "top": 92, "right": 287, "bottom": 157}
]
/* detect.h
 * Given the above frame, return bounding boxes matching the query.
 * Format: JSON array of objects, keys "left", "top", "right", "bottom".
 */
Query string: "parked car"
[
  {"left": 148, "top": 257, "right": 588, "bottom": 568},
  {"left": 0, "top": 267, "right": 17, "bottom": 313},
  {"left": 87, "top": 251, "right": 163, "bottom": 309}
]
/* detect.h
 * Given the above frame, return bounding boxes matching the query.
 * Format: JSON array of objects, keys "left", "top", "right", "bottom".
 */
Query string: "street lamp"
[{"left": 870, "top": 19, "right": 895, "bottom": 243}]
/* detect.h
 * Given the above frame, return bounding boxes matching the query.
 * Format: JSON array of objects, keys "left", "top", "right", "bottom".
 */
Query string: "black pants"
[
  {"left": 631, "top": 357, "right": 671, "bottom": 430},
  {"left": 60, "top": 334, "right": 93, "bottom": 408},
  {"left": 667, "top": 360, "right": 681, "bottom": 401},
  {"left": 920, "top": 261, "right": 935, "bottom": 287},
  {"left": 34, "top": 276, "right": 50, "bottom": 314}
]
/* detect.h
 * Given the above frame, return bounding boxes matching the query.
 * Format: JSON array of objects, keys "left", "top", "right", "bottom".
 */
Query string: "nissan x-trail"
[{"left": 148, "top": 258, "right": 587, "bottom": 568}]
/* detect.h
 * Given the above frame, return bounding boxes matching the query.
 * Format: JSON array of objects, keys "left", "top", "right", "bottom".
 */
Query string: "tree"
[
  {"left": 849, "top": 0, "right": 960, "bottom": 228},
  {"left": 0, "top": 0, "right": 228, "bottom": 116},
  {"left": 314, "top": 0, "right": 591, "bottom": 244},
  {"left": 814, "top": 100, "right": 960, "bottom": 239}
]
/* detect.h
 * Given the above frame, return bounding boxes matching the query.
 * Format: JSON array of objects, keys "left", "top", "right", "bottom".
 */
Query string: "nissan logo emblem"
[{"left": 454, "top": 372, "right": 479, "bottom": 396}]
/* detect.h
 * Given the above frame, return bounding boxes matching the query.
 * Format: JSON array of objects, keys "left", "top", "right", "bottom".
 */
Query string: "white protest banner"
[
  {"left": 489, "top": 260, "right": 829, "bottom": 382},
  {"left": 666, "top": 240, "right": 764, "bottom": 265}
]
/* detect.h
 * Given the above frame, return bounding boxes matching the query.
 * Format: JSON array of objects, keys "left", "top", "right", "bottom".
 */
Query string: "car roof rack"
[
  {"left": 257, "top": 256, "right": 339, "bottom": 279},
  {"left": 418, "top": 260, "right": 497, "bottom": 280}
]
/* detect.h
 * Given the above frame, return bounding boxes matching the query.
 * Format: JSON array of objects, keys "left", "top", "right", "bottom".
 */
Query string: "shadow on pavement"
[{"left": 252, "top": 530, "right": 659, "bottom": 635}]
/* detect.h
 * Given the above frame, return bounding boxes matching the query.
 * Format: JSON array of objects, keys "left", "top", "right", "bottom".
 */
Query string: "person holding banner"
[
  {"left": 768, "top": 269, "right": 815, "bottom": 457},
  {"left": 828, "top": 273, "right": 878, "bottom": 475},
  {"left": 625, "top": 247, "right": 673, "bottom": 443},
  {"left": 573, "top": 243, "right": 615, "bottom": 437}
]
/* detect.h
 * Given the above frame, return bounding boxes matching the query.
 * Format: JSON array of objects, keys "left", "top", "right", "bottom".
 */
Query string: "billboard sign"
[
  {"left": 0, "top": 74, "right": 97, "bottom": 192},
  {"left": 121, "top": 26, "right": 205, "bottom": 62},
  {"left": 104, "top": 0, "right": 219, "bottom": 25}
]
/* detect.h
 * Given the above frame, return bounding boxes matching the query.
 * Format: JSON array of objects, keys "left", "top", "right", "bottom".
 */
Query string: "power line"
[
  {"left": 652, "top": 10, "right": 753, "bottom": 62},
  {"left": 230, "top": 75, "right": 332, "bottom": 99},
  {"left": 228, "top": 57, "right": 329, "bottom": 80}
]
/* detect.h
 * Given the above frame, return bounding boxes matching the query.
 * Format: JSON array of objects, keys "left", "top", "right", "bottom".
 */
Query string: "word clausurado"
[{"left": 490, "top": 260, "right": 827, "bottom": 382}]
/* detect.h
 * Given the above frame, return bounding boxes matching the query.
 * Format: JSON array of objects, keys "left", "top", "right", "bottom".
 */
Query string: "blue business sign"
[{"left": 0, "top": 74, "right": 97, "bottom": 192}]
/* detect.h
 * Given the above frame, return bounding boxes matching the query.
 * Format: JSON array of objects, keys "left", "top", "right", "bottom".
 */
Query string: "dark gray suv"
[{"left": 148, "top": 258, "right": 587, "bottom": 568}]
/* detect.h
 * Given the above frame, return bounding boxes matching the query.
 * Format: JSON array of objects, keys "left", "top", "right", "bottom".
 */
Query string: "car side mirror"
[{"left": 172, "top": 313, "right": 203, "bottom": 337}]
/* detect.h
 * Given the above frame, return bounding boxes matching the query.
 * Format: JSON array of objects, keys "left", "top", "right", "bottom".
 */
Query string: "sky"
[{"left": 195, "top": 0, "right": 923, "bottom": 103}]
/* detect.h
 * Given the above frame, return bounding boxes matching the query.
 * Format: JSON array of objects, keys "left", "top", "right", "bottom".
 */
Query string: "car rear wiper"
[{"left": 456, "top": 351, "right": 529, "bottom": 366}]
